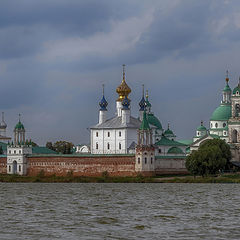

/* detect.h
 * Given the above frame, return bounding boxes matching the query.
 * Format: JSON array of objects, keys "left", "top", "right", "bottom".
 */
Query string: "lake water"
[{"left": 0, "top": 183, "right": 240, "bottom": 240}]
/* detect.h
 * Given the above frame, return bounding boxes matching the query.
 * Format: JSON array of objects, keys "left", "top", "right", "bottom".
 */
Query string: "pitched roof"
[
  {"left": 91, "top": 116, "right": 141, "bottom": 129},
  {"left": 155, "top": 136, "right": 187, "bottom": 146},
  {"left": 140, "top": 111, "right": 150, "bottom": 130}
]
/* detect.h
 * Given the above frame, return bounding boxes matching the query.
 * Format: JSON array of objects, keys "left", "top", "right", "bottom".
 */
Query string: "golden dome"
[{"left": 116, "top": 64, "right": 131, "bottom": 101}]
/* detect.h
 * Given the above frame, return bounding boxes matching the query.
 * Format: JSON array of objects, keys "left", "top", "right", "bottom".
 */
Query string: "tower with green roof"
[
  {"left": 193, "top": 121, "right": 207, "bottom": 142},
  {"left": 209, "top": 73, "right": 232, "bottom": 141},
  {"left": 135, "top": 111, "right": 155, "bottom": 174},
  {"left": 7, "top": 115, "right": 32, "bottom": 176}
]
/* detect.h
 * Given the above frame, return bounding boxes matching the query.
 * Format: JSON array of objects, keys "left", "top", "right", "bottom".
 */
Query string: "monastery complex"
[{"left": 0, "top": 67, "right": 240, "bottom": 176}]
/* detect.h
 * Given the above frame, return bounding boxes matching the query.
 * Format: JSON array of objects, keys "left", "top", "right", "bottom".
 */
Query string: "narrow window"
[
  {"left": 145, "top": 158, "right": 147, "bottom": 164},
  {"left": 144, "top": 152, "right": 147, "bottom": 155},
  {"left": 211, "top": 123, "right": 213, "bottom": 128},
  {"left": 119, "top": 131, "right": 121, "bottom": 137},
  {"left": 223, "top": 123, "right": 226, "bottom": 128},
  {"left": 108, "top": 132, "right": 110, "bottom": 137},
  {"left": 107, "top": 143, "right": 110, "bottom": 150},
  {"left": 9, "top": 150, "right": 11, "bottom": 154},
  {"left": 119, "top": 143, "right": 121, "bottom": 150},
  {"left": 96, "top": 143, "right": 98, "bottom": 150},
  {"left": 19, "top": 150, "right": 21, "bottom": 154},
  {"left": 138, "top": 157, "right": 140, "bottom": 164},
  {"left": 158, "top": 149, "right": 161, "bottom": 153},
  {"left": 151, "top": 158, "right": 153, "bottom": 164},
  {"left": 215, "top": 123, "right": 218, "bottom": 128},
  {"left": 197, "top": 132, "right": 200, "bottom": 136},
  {"left": 14, "top": 150, "right": 16, "bottom": 154},
  {"left": 9, "top": 166, "right": 11, "bottom": 172},
  {"left": 19, "top": 165, "right": 21, "bottom": 172},
  {"left": 96, "top": 132, "right": 98, "bottom": 137}
]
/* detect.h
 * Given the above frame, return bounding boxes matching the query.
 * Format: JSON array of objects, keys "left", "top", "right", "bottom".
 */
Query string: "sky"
[{"left": 1, "top": 0, "right": 240, "bottom": 145}]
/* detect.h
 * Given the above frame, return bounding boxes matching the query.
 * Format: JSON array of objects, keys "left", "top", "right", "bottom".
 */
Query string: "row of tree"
[
  {"left": 186, "top": 139, "right": 231, "bottom": 177},
  {"left": 46, "top": 141, "right": 74, "bottom": 154}
]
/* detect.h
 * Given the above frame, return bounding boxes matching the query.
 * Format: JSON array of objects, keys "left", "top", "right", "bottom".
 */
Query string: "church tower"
[
  {"left": 7, "top": 115, "right": 32, "bottom": 175},
  {"left": 135, "top": 111, "right": 155, "bottom": 175},
  {"left": 228, "top": 78, "right": 240, "bottom": 145},
  {"left": 98, "top": 84, "right": 108, "bottom": 124},
  {"left": 0, "top": 112, "right": 7, "bottom": 137},
  {"left": 138, "top": 85, "right": 145, "bottom": 121},
  {"left": 116, "top": 64, "right": 131, "bottom": 116}
]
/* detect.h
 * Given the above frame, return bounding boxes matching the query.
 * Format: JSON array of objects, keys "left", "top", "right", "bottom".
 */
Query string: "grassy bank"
[{"left": 0, "top": 173, "right": 240, "bottom": 183}]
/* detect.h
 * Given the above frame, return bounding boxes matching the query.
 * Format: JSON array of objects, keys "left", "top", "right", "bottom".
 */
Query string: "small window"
[
  {"left": 223, "top": 123, "right": 226, "bottom": 128},
  {"left": 107, "top": 143, "right": 110, "bottom": 150},
  {"left": 158, "top": 149, "right": 161, "bottom": 153},
  {"left": 138, "top": 157, "right": 140, "bottom": 164},
  {"left": 237, "top": 91, "right": 239, "bottom": 95},
  {"left": 224, "top": 131, "right": 226, "bottom": 136},
  {"left": 96, "top": 143, "right": 98, "bottom": 150},
  {"left": 96, "top": 132, "right": 98, "bottom": 137},
  {"left": 19, "top": 165, "right": 21, "bottom": 172},
  {"left": 108, "top": 132, "right": 110, "bottom": 137},
  {"left": 197, "top": 132, "right": 200, "bottom": 136},
  {"left": 9, "top": 150, "right": 11, "bottom": 154},
  {"left": 145, "top": 158, "right": 147, "bottom": 164},
  {"left": 119, "top": 131, "right": 121, "bottom": 137},
  {"left": 14, "top": 150, "right": 16, "bottom": 154},
  {"left": 215, "top": 123, "right": 218, "bottom": 128},
  {"left": 144, "top": 152, "right": 147, "bottom": 155},
  {"left": 151, "top": 158, "right": 153, "bottom": 164},
  {"left": 119, "top": 143, "right": 121, "bottom": 150},
  {"left": 19, "top": 150, "right": 21, "bottom": 154},
  {"left": 9, "top": 166, "right": 11, "bottom": 172}
]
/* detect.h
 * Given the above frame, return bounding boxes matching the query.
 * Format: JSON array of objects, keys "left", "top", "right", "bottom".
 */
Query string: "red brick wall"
[
  {"left": 27, "top": 155, "right": 136, "bottom": 177},
  {"left": 0, "top": 157, "right": 7, "bottom": 174}
]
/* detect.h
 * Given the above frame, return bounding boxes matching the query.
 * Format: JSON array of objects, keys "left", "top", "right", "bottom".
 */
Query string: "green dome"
[
  {"left": 210, "top": 104, "right": 231, "bottom": 121},
  {"left": 223, "top": 84, "right": 231, "bottom": 92},
  {"left": 233, "top": 84, "right": 240, "bottom": 95},
  {"left": 197, "top": 125, "right": 207, "bottom": 131},
  {"left": 164, "top": 129, "right": 174, "bottom": 135},
  {"left": 147, "top": 113, "right": 162, "bottom": 129},
  {"left": 167, "top": 147, "right": 184, "bottom": 154},
  {"left": 15, "top": 121, "right": 24, "bottom": 130}
]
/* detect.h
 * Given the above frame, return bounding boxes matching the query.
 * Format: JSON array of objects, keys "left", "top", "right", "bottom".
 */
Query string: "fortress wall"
[
  {"left": 27, "top": 155, "right": 136, "bottom": 177},
  {"left": 0, "top": 157, "right": 7, "bottom": 174},
  {"left": 155, "top": 158, "right": 188, "bottom": 174}
]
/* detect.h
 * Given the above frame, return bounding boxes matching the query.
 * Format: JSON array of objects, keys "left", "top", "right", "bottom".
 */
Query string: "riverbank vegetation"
[{"left": 1, "top": 173, "right": 240, "bottom": 183}]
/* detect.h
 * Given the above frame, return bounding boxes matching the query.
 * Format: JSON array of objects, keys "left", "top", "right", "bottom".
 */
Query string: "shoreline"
[{"left": 0, "top": 173, "right": 240, "bottom": 183}]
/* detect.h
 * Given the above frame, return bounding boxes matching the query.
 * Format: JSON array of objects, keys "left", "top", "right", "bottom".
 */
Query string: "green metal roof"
[
  {"left": 233, "top": 84, "right": 240, "bottom": 95},
  {"left": 140, "top": 111, "right": 150, "bottom": 130},
  {"left": 155, "top": 155, "right": 186, "bottom": 159},
  {"left": 223, "top": 83, "right": 231, "bottom": 92},
  {"left": 210, "top": 104, "right": 231, "bottom": 121},
  {"left": 147, "top": 113, "right": 162, "bottom": 130},
  {"left": 0, "top": 142, "right": 7, "bottom": 151},
  {"left": 164, "top": 128, "right": 174, "bottom": 136},
  {"left": 197, "top": 125, "right": 207, "bottom": 131},
  {"left": 156, "top": 136, "right": 187, "bottom": 146},
  {"left": 15, "top": 121, "right": 24, "bottom": 130},
  {"left": 167, "top": 147, "right": 184, "bottom": 154}
]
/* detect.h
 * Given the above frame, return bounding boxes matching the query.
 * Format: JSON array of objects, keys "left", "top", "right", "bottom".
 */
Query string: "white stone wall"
[
  {"left": 155, "top": 158, "right": 186, "bottom": 172},
  {"left": 91, "top": 128, "right": 138, "bottom": 154},
  {"left": 135, "top": 149, "right": 155, "bottom": 172}
]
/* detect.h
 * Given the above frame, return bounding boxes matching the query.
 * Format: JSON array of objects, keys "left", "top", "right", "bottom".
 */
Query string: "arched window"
[
  {"left": 144, "top": 152, "right": 147, "bottom": 155},
  {"left": 107, "top": 132, "right": 110, "bottom": 137},
  {"left": 19, "top": 165, "right": 21, "bottom": 172},
  {"left": 96, "top": 143, "right": 98, "bottom": 150},
  {"left": 138, "top": 157, "right": 140, "bottom": 164},
  {"left": 197, "top": 132, "right": 200, "bottom": 136},
  {"left": 223, "top": 123, "right": 226, "bottom": 128},
  {"left": 145, "top": 158, "right": 147, "bottom": 164},
  {"left": 96, "top": 132, "right": 98, "bottom": 137},
  {"left": 9, "top": 166, "right": 11, "bottom": 172},
  {"left": 235, "top": 104, "right": 240, "bottom": 117},
  {"left": 232, "top": 129, "right": 238, "bottom": 143},
  {"left": 119, "top": 131, "right": 121, "bottom": 137},
  {"left": 119, "top": 143, "right": 121, "bottom": 150},
  {"left": 151, "top": 158, "right": 153, "bottom": 164},
  {"left": 107, "top": 143, "right": 110, "bottom": 150},
  {"left": 215, "top": 123, "right": 218, "bottom": 128},
  {"left": 158, "top": 149, "right": 161, "bottom": 153}
]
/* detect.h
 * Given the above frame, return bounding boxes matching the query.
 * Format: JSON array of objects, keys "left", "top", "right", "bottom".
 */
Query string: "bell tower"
[{"left": 135, "top": 111, "right": 155, "bottom": 175}]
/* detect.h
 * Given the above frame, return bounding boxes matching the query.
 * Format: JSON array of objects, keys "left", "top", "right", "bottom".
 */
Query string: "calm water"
[{"left": 0, "top": 183, "right": 240, "bottom": 240}]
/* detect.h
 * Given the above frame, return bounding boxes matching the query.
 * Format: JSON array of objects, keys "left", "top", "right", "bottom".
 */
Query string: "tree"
[
  {"left": 186, "top": 139, "right": 231, "bottom": 177},
  {"left": 0, "top": 146, "right": 3, "bottom": 155},
  {"left": 49, "top": 141, "right": 74, "bottom": 154}
]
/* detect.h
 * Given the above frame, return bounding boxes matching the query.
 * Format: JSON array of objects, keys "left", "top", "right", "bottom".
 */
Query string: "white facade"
[{"left": 7, "top": 145, "right": 32, "bottom": 175}]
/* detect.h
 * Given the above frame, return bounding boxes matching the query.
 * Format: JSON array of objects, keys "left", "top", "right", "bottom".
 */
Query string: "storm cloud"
[{"left": 0, "top": 0, "right": 240, "bottom": 145}]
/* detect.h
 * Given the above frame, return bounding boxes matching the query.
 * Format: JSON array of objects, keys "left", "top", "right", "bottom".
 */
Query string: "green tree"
[
  {"left": 52, "top": 141, "right": 74, "bottom": 154},
  {"left": 46, "top": 142, "right": 54, "bottom": 150},
  {"left": 186, "top": 139, "right": 231, "bottom": 177},
  {"left": 0, "top": 146, "right": 3, "bottom": 155}
]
